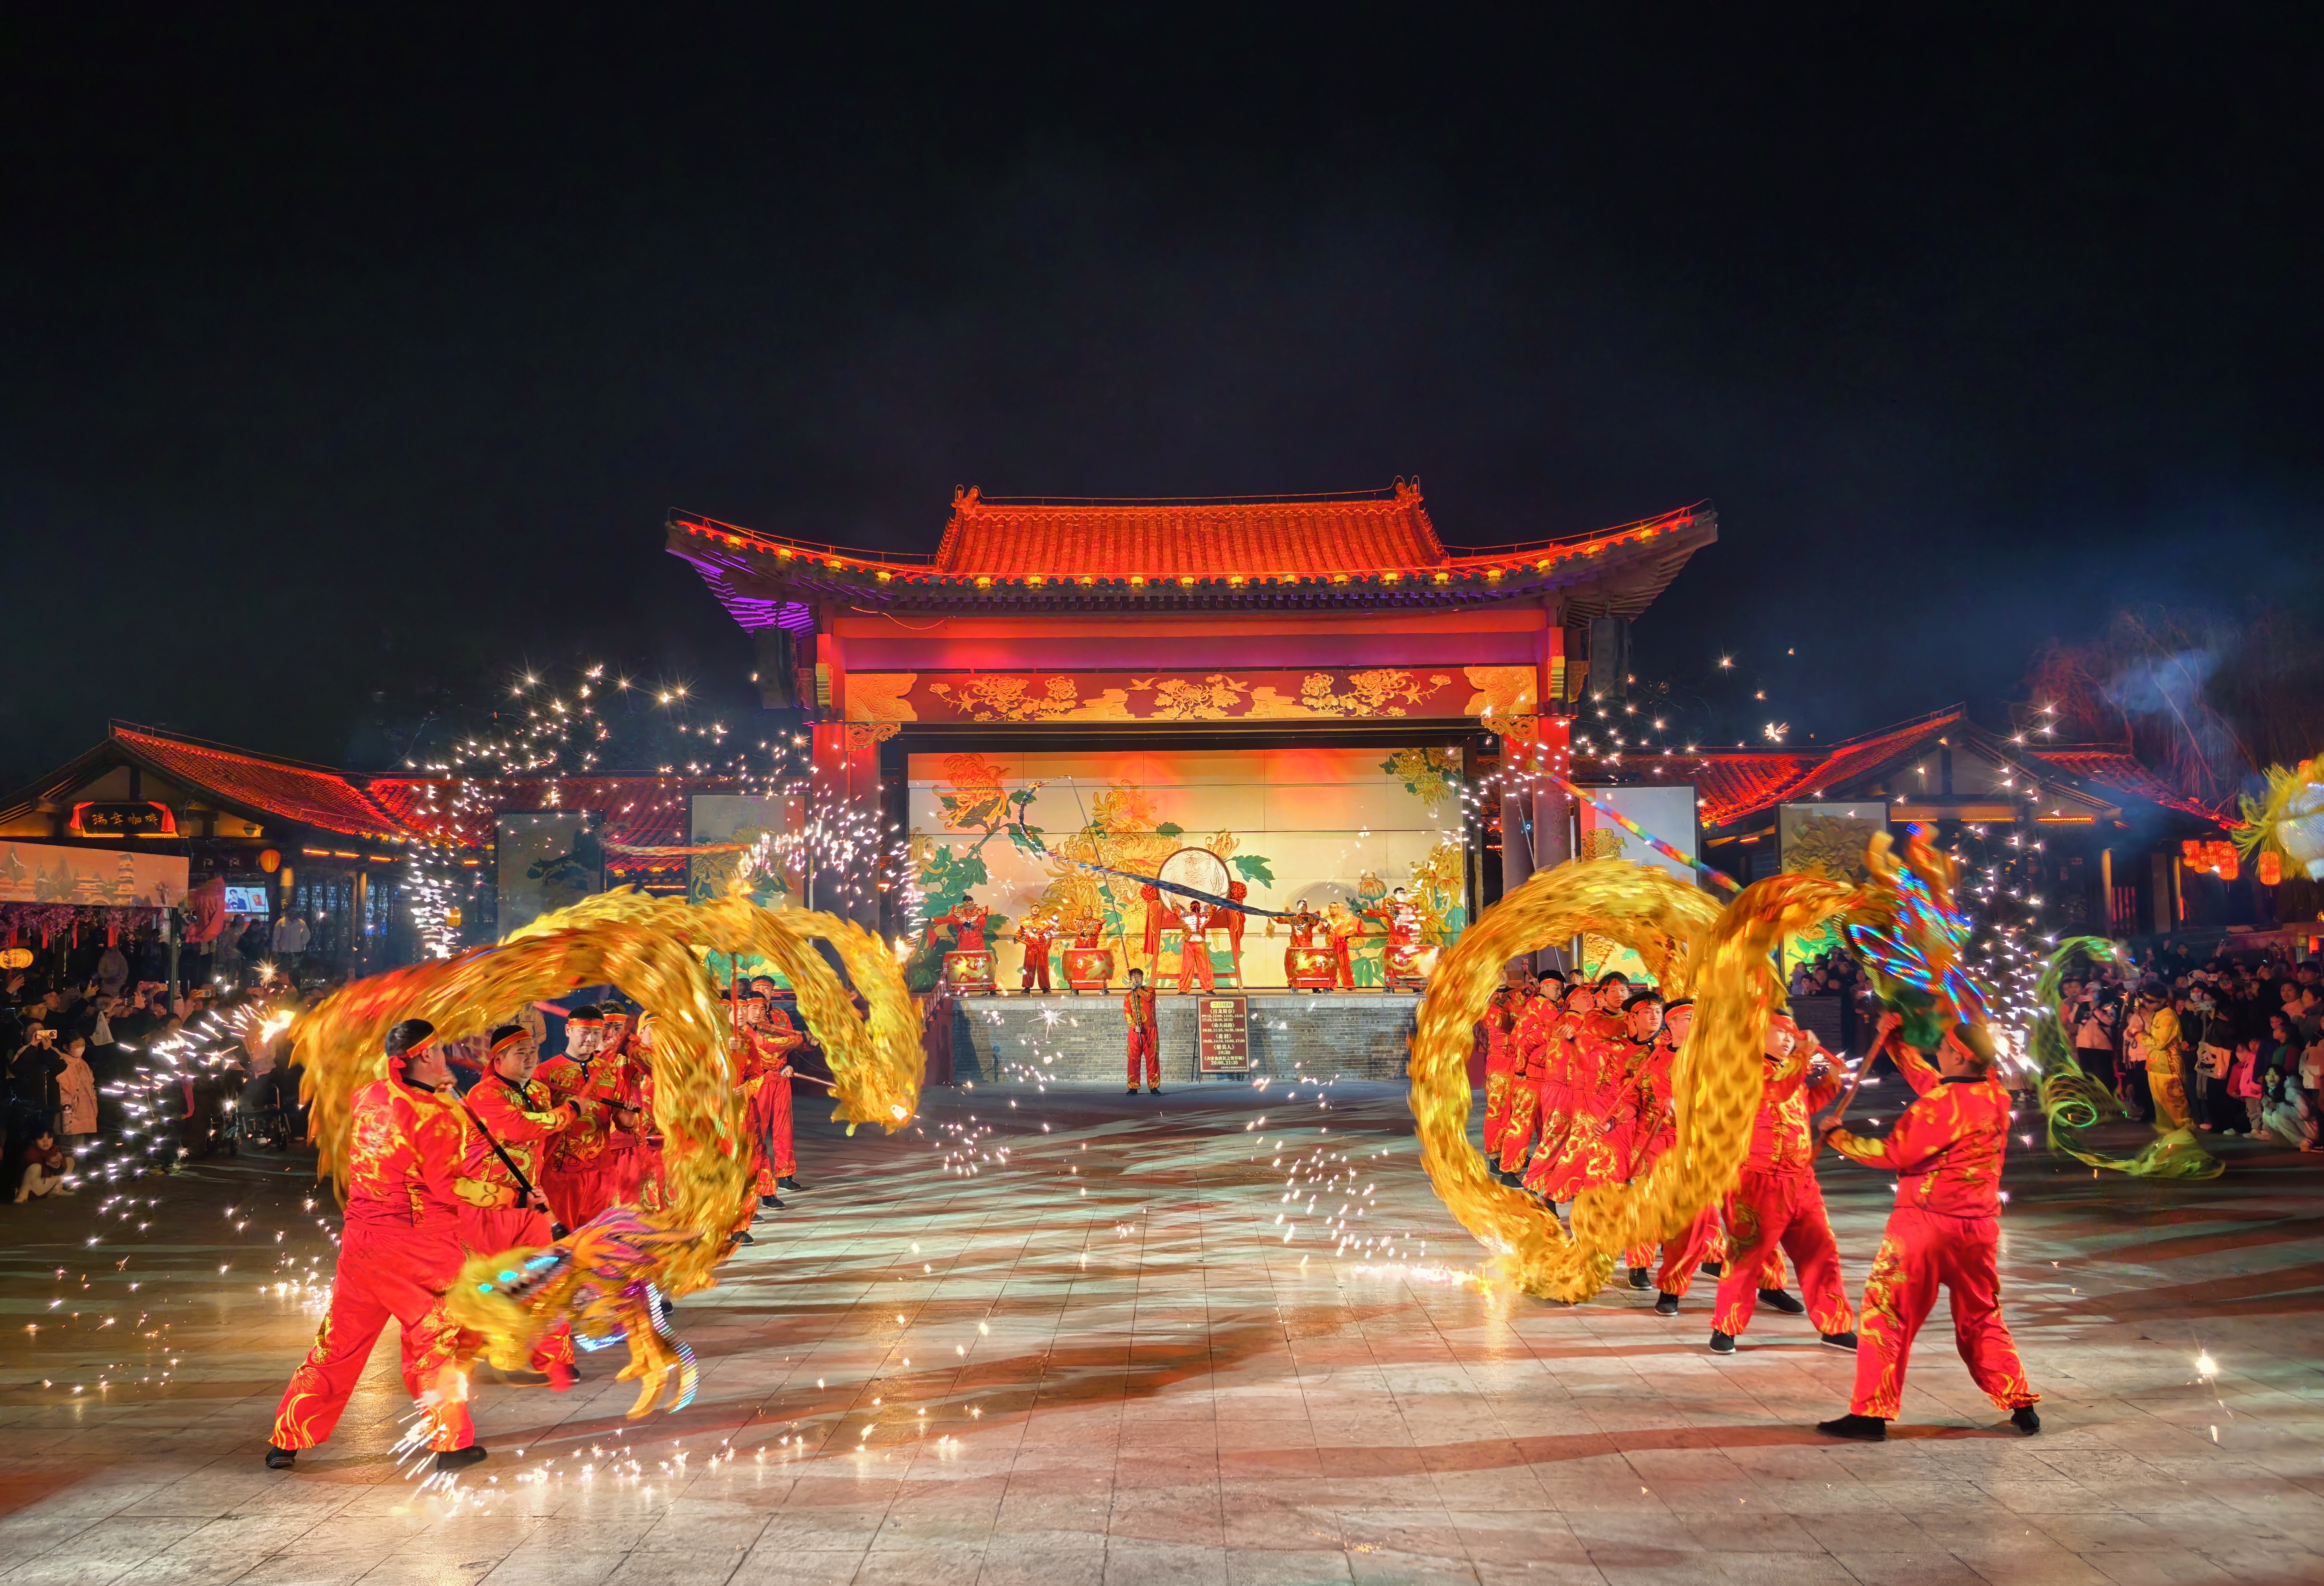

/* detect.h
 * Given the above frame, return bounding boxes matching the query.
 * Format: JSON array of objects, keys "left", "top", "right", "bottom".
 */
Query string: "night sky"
[{"left": 6, "top": 11, "right": 2319, "bottom": 790}]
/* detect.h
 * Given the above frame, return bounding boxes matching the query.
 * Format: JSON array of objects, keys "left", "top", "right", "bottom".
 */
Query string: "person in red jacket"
[
  {"left": 1124, "top": 969, "right": 1161, "bottom": 1093},
  {"left": 1524, "top": 990, "right": 1655, "bottom": 1203},
  {"left": 1813, "top": 1015, "right": 2042, "bottom": 1440},
  {"left": 1479, "top": 962, "right": 1532, "bottom": 1157},
  {"left": 456, "top": 1024, "right": 582, "bottom": 1389},
  {"left": 1016, "top": 913, "right": 1057, "bottom": 994},
  {"left": 532, "top": 1005, "right": 614, "bottom": 1229},
  {"left": 1176, "top": 900, "right": 1217, "bottom": 995},
  {"left": 742, "top": 996, "right": 806, "bottom": 1203},
  {"left": 266, "top": 1019, "right": 485, "bottom": 1473},
  {"left": 1708, "top": 1014, "right": 1857, "bottom": 1354},
  {"left": 1494, "top": 976, "right": 1572, "bottom": 1181}
]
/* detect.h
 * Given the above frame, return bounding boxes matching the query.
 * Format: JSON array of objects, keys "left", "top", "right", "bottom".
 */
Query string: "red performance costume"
[
  {"left": 1479, "top": 979, "right": 1528, "bottom": 1154},
  {"left": 742, "top": 1003, "right": 804, "bottom": 1194},
  {"left": 1495, "top": 988, "right": 1565, "bottom": 1175},
  {"left": 1124, "top": 983, "right": 1160, "bottom": 1090},
  {"left": 1177, "top": 905, "right": 1216, "bottom": 995},
  {"left": 1522, "top": 1004, "right": 1631, "bottom": 1200},
  {"left": 1017, "top": 918, "right": 1056, "bottom": 993},
  {"left": 1710, "top": 1021, "right": 1855, "bottom": 1345},
  {"left": 532, "top": 1010, "right": 615, "bottom": 1230},
  {"left": 1825, "top": 1037, "right": 2039, "bottom": 1424},
  {"left": 269, "top": 1051, "right": 478, "bottom": 1458},
  {"left": 456, "top": 1051, "right": 579, "bottom": 1387}
]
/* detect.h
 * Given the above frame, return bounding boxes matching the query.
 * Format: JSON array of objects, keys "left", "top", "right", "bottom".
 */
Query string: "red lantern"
[
  {"left": 2181, "top": 838, "right": 2205, "bottom": 865},
  {"left": 2259, "top": 851, "right": 2282, "bottom": 887}
]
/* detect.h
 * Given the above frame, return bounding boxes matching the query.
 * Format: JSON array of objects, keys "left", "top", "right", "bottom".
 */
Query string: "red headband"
[{"left": 489, "top": 1029, "right": 531, "bottom": 1056}]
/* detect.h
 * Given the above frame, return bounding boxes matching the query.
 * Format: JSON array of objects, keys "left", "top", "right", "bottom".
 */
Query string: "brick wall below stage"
[{"left": 944, "top": 991, "right": 1419, "bottom": 1087}]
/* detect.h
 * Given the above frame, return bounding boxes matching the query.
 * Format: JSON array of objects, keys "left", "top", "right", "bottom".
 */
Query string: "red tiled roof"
[
  {"left": 932, "top": 484, "right": 1448, "bottom": 578},
  {"left": 1580, "top": 710, "right": 1966, "bottom": 828},
  {"left": 115, "top": 728, "right": 400, "bottom": 838},
  {"left": 2028, "top": 750, "right": 2236, "bottom": 825},
  {"left": 1688, "top": 754, "right": 1821, "bottom": 826}
]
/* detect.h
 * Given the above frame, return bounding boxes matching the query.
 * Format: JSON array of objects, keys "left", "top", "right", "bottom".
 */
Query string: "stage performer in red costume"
[
  {"left": 455, "top": 1024, "right": 582, "bottom": 1389},
  {"left": 532, "top": 1005, "right": 615, "bottom": 1231},
  {"left": 1708, "top": 1014, "right": 1857, "bottom": 1355},
  {"left": 1812, "top": 1014, "right": 2041, "bottom": 1440},
  {"left": 1480, "top": 962, "right": 1533, "bottom": 1157},
  {"left": 931, "top": 895, "right": 992, "bottom": 953},
  {"left": 1494, "top": 975, "right": 1570, "bottom": 1180},
  {"left": 1124, "top": 968, "right": 1161, "bottom": 1093},
  {"left": 1016, "top": 913, "right": 1057, "bottom": 994},
  {"left": 1325, "top": 902, "right": 1362, "bottom": 990},
  {"left": 1176, "top": 902, "right": 1216, "bottom": 995},
  {"left": 265, "top": 1020, "right": 486, "bottom": 1473},
  {"left": 1523, "top": 983, "right": 1643, "bottom": 1203}
]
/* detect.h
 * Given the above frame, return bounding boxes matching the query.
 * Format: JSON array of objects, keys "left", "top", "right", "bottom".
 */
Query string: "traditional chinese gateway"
[{"left": 668, "top": 484, "right": 1716, "bottom": 1044}]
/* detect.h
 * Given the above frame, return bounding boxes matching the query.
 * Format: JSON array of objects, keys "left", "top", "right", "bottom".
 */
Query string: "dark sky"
[{"left": 6, "top": 10, "right": 2320, "bottom": 789}]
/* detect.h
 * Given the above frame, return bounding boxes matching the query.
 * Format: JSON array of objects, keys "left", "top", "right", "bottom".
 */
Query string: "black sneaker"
[
  {"left": 731, "top": 1229, "right": 756, "bottom": 1245},
  {"left": 779, "top": 1177, "right": 807, "bottom": 1191},
  {"left": 1759, "top": 1288, "right": 1806, "bottom": 1315},
  {"left": 758, "top": 1193, "right": 782, "bottom": 1209},
  {"left": 1126, "top": 1087, "right": 1139, "bottom": 1096},
  {"left": 1148, "top": 1087, "right": 1163, "bottom": 1095},
  {"left": 1708, "top": 1330, "right": 1736, "bottom": 1354},
  {"left": 1820, "top": 1331, "right": 1859, "bottom": 1351},
  {"left": 1628, "top": 1267, "right": 1651, "bottom": 1290},
  {"left": 2011, "top": 1406, "right": 2042, "bottom": 1435},
  {"left": 1701, "top": 1260, "right": 1723, "bottom": 1278},
  {"left": 1653, "top": 1293, "right": 1679, "bottom": 1316},
  {"left": 432, "top": 1445, "right": 487, "bottom": 1473},
  {"left": 1814, "top": 1414, "right": 1886, "bottom": 1441},
  {"left": 264, "top": 1445, "right": 296, "bottom": 1470}
]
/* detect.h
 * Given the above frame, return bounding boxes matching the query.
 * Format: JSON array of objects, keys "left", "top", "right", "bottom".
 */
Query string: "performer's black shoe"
[
  {"left": 1148, "top": 1087, "right": 1163, "bottom": 1095},
  {"left": 1708, "top": 1330, "right": 1737, "bottom": 1354},
  {"left": 1759, "top": 1287, "right": 1806, "bottom": 1315},
  {"left": 1815, "top": 1414, "right": 1886, "bottom": 1442},
  {"left": 1628, "top": 1267, "right": 1651, "bottom": 1290},
  {"left": 779, "top": 1177, "right": 807, "bottom": 1191},
  {"left": 264, "top": 1444, "right": 296, "bottom": 1470},
  {"left": 1653, "top": 1293, "right": 1680, "bottom": 1316},
  {"left": 1700, "top": 1260, "right": 1723, "bottom": 1278},
  {"left": 432, "top": 1444, "right": 488, "bottom": 1473},
  {"left": 2011, "top": 1406, "right": 2042, "bottom": 1435},
  {"left": 758, "top": 1193, "right": 781, "bottom": 1208},
  {"left": 731, "top": 1229, "right": 756, "bottom": 1245},
  {"left": 1820, "top": 1330, "right": 1859, "bottom": 1351}
]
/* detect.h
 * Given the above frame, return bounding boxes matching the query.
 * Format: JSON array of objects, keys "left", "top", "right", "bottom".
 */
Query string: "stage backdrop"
[
  {"left": 907, "top": 746, "right": 1470, "bottom": 990},
  {"left": 689, "top": 794, "right": 790, "bottom": 907},
  {"left": 495, "top": 812, "right": 604, "bottom": 936},
  {"left": 0, "top": 840, "right": 188, "bottom": 907},
  {"left": 1572, "top": 784, "right": 1699, "bottom": 985},
  {"left": 1777, "top": 800, "right": 1891, "bottom": 977}
]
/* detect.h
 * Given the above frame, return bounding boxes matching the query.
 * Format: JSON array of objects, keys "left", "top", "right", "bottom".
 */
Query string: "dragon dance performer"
[
  {"left": 266, "top": 1020, "right": 486, "bottom": 1473},
  {"left": 741, "top": 992, "right": 806, "bottom": 1205},
  {"left": 1016, "top": 913, "right": 1057, "bottom": 994},
  {"left": 1325, "top": 901, "right": 1363, "bottom": 990},
  {"left": 1708, "top": 1015, "right": 1856, "bottom": 1354},
  {"left": 1124, "top": 968, "right": 1161, "bottom": 1093},
  {"left": 1493, "top": 974, "right": 1570, "bottom": 1182},
  {"left": 1525, "top": 987, "right": 1656, "bottom": 1203},
  {"left": 456, "top": 1024, "right": 582, "bottom": 1389},
  {"left": 1813, "top": 1014, "right": 2040, "bottom": 1440},
  {"left": 533, "top": 1005, "right": 618, "bottom": 1229},
  {"left": 1479, "top": 962, "right": 1532, "bottom": 1157}
]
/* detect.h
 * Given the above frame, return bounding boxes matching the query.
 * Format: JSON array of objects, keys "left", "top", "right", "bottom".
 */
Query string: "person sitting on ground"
[{"left": 14, "top": 1128, "right": 68, "bottom": 1202}]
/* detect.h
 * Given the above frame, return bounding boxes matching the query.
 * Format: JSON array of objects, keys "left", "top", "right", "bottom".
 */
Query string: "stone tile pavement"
[{"left": 4, "top": 1079, "right": 2321, "bottom": 1586}]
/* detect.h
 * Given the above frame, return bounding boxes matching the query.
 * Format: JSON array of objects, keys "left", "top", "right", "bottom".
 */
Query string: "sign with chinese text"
[
  {"left": 69, "top": 801, "right": 177, "bottom": 837},
  {"left": 1197, "top": 995, "right": 1250, "bottom": 1073}
]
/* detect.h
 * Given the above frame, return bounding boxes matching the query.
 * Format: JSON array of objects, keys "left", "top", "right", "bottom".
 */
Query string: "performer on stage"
[
  {"left": 532, "top": 1005, "right": 614, "bottom": 1230},
  {"left": 1480, "top": 961, "right": 1532, "bottom": 1157},
  {"left": 1814, "top": 1013, "right": 2041, "bottom": 1440},
  {"left": 1708, "top": 1015, "right": 1856, "bottom": 1354},
  {"left": 266, "top": 1020, "right": 486, "bottom": 1473},
  {"left": 930, "top": 895, "right": 993, "bottom": 953},
  {"left": 1325, "top": 901, "right": 1362, "bottom": 990},
  {"left": 1177, "top": 901, "right": 1217, "bottom": 995},
  {"left": 1124, "top": 968, "right": 1161, "bottom": 1093},
  {"left": 1016, "top": 912, "right": 1057, "bottom": 995},
  {"left": 455, "top": 1024, "right": 582, "bottom": 1389}
]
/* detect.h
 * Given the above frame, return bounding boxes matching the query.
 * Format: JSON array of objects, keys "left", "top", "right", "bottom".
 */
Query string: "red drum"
[
  {"left": 1285, "top": 945, "right": 1339, "bottom": 990},
  {"left": 1383, "top": 943, "right": 1435, "bottom": 989},
  {"left": 942, "top": 950, "right": 997, "bottom": 993},
  {"left": 1062, "top": 946, "right": 1114, "bottom": 991}
]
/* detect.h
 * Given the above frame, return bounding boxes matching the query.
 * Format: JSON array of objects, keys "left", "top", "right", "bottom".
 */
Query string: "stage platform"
[{"left": 941, "top": 988, "right": 1419, "bottom": 1086}]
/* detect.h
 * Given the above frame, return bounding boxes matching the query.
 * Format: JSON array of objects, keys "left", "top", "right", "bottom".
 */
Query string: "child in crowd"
[{"left": 14, "top": 1129, "right": 69, "bottom": 1203}]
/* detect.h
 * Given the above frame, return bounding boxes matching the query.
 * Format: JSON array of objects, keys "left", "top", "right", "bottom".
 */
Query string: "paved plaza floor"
[{"left": 5, "top": 1078, "right": 2322, "bottom": 1586}]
